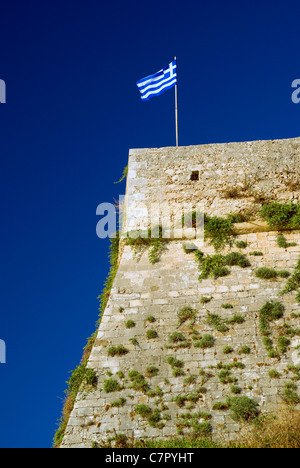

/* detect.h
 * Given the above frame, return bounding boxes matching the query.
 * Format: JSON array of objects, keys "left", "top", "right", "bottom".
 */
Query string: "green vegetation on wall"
[
  {"left": 280, "top": 256, "right": 300, "bottom": 302},
  {"left": 195, "top": 250, "right": 251, "bottom": 281},
  {"left": 124, "top": 225, "right": 167, "bottom": 264},
  {"left": 260, "top": 202, "right": 300, "bottom": 230},
  {"left": 98, "top": 232, "right": 120, "bottom": 318},
  {"left": 57, "top": 199, "right": 300, "bottom": 448}
]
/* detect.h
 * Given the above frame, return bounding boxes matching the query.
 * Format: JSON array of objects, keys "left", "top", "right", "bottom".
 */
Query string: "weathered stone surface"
[
  {"left": 61, "top": 137, "right": 300, "bottom": 448},
  {"left": 123, "top": 137, "right": 300, "bottom": 233}
]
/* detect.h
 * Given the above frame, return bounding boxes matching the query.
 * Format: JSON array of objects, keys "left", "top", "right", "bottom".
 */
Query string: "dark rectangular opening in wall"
[{"left": 190, "top": 171, "right": 199, "bottom": 181}]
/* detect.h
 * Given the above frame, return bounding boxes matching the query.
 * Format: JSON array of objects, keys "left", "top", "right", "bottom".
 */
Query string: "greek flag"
[{"left": 136, "top": 59, "right": 177, "bottom": 101}]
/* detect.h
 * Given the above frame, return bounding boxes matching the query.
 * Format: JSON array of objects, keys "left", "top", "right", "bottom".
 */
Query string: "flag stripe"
[
  {"left": 136, "top": 71, "right": 165, "bottom": 88},
  {"left": 137, "top": 68, "right": 174, "bottom": 89},
  {"left": 139, "top": 73, "right": 177, "bottom": 94},
  {"left": 140, "top": 78, "right": 177, "bottom": 101}
]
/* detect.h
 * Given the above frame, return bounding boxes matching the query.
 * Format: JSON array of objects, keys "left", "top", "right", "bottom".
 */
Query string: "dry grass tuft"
[{"left": 239, "top": 406, "right": 300, "bottom": 448}]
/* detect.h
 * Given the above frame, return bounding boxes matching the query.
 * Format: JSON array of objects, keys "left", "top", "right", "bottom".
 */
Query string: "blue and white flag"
[{"left": 136, "top": 59, "right": 177, "bottom": 101}]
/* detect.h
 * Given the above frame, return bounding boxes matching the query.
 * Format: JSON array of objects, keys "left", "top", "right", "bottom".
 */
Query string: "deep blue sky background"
[{"left": 1, "top": 0, "right": 300, "bottom": 448}]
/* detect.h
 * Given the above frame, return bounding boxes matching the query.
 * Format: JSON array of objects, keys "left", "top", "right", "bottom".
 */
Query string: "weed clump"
[
  {"left": 146, "top": 366, "right": 159, "bottom": 377},
  {"left": 166, "top": 356, "right": 184, "bottom": 369},
  {"left": 228, "top": 396, "right": 260, "bottom": 422},
  {"left": 146, "top": 315, "right": 156, "bottom": 323},
  {"left": 212, "top": 396, "right": 259, "bottom": 422},
  {"left": 104, "top": 379, "right": 123, "bottom": 393},
  {"left": 84, "top": 368, "right": 97, "bottom": 386},
  {"left": 255, "top": 267, "right": 278, "bottom": 279},
  {"left": 135, "top": 405, "right": 164, "bottom": 428},
  {"left": 277, "top": 270, "right": 291, "bottom": 278},
  {"left": 222, "top": 303, "right": 233, "bottom": 309},
  {"left": 124, "top": 225, "right": 167, "bottom": 264},
  {"left": 98, "top": 233, "right": 120, "bottom": 318},
  {"left": 217, "top": 369, "right": 237, "bottom": 384},
  {"left": 147, "top": 409, "right": 164, "bottom": 428},
  {"left": 212, "top": 401, "right": 231, "bottom": 410},
  {"left": 129, "top": 338, "right": 139, "bottom": 347},
  {"left": 260, "top": 202, "right": 300, "bottom": 229},
  {"left": 195, "top": 250, "right": 251, "bottom": 281},
  {"left": 280, "top": 256, "right": 300, "bottom": 301},
  {"left": 235, "top": 240, "right": 247, "bottom": 249},
  {"left": 194, "top": 334, "right": 215, "bottom": 349},
  {"left": 197, "top": 253, "right": 230, "bottom": 280},
  {"left": 128, "top": 370, "right": 149, "bottom": 393},
  {"left": 276, "top": 234, "right": 297, "bottom": 249},
  {"left": 226, "top": 314, "right": 244, "bottom": 324},
  {"left": 205, "top": 313, "right": 229, "bottom": 333},
  {"left": 176, "top": 414, "right": 212, "bottom": 436},
  {"left": 239, "top": 346, "right": 251, "bottom": 354},
  {"left": 107, "top": 345, "right": 129, "bottom": 357},
  {"left": 146, "top": 329, "right": 158, "bottom": 339},
  {"left": 135, "top": 404, "right": 152, "bottom": 417},
  {"left": 168, "top": 332, "right": 186, "bottom": 343},
  {"left": 277, "top": 336, "right": 290, "bottom": 354},
  {"left": 249, "top": 251, "right": 263, "bottom": 256},
  {"left": 225, "top": 252, "right": 251, "bottom": 268},
  {"left": 268, "top": 369, "right": 281, "bottom": 379},
  {"left": 259, "top": 301, "right": 284, "bottom": 337},
  {"left": 283, "top": 382, "right": 300, "bottom": 405},
  {"left": 200, "top": 296, "right": 212, "bottom": 304},
  {"left": 177, "top": 307, "right": 196, "bottom": 326},
  {"left": 65, "top": 361, "right": 97, "bottom": 398},
  {"left": 204, "top": 215, "right": 233, "bottom": 251},
  {"left": 125, "top": 320, "right": 136, "bottom": 329},
  {"left": 111, "top": 397, "right": 126, "bottom": 407}
]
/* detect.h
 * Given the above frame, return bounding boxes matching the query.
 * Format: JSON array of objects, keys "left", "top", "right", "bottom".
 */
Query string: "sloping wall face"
[{"left": 61, "top": 138, "right": 300, "bottom": 448}]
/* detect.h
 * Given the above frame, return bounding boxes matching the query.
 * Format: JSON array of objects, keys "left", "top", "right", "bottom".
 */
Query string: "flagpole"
[{"left": 174, "top": 56, "right": 179, "bottom": 147}]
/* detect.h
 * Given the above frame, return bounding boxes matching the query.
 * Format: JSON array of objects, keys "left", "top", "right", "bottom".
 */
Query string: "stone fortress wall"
[
  {"left": 124, "top": 137, "right": 300, "bottom": 232},
  {"left": 61, "top": 137, "right": 300, "bottom": 448}
]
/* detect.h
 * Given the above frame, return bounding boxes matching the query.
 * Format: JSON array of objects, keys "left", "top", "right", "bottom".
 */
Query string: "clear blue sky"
[{"left": 1, "top": 0, "right": 300, "bottom": 448}]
